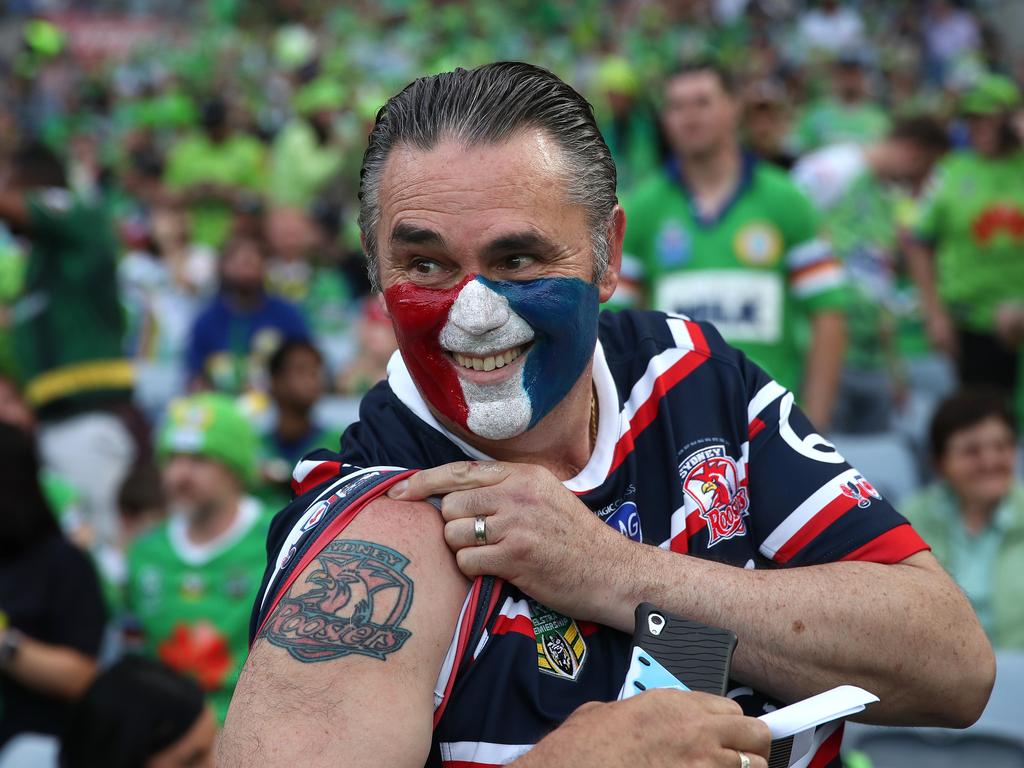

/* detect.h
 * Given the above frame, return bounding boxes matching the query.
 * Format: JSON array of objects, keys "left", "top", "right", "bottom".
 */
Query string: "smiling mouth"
[{"left": 448, "top": 343, "right": 531, "bottom": 372}]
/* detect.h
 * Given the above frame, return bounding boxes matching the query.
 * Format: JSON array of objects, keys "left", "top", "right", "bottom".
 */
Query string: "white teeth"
[{"left": 452, "top": 345, "right": 525, "bottom": 371}]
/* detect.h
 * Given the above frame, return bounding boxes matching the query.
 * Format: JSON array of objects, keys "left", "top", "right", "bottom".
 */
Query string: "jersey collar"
[
  {"left": 168, "top": 495, "right": 261, "bottom": 566},
  {"left": 386, "top": 341, "right": 620, "bottom": 494},
  {"left": 666, "top": 149, "right": 758, "bottom": 228}
]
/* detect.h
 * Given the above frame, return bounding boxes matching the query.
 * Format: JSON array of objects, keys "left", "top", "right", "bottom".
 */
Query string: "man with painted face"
[{"left": 220, "top": 63, "right": 994, "bottom": 768}]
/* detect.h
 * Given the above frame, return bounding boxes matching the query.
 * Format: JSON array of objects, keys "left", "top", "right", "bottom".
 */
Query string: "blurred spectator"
[
  {"left": 0, "top": 423, "right": 105, "bottom": 753},
  {"left": 795, "top": 52, "right": 891, "bottom": 152},
  {"left": 923, "top": 0, "right": 981, "bottom": 85},
  {"left": 619, "top": 60, "right": 848, "bottom": 428},
  {"left": 162, "top": 97, "right": 267, "bottom": 249},
  {"left": 0, "top": 142, "right": 135, "bottom": 550},
  {"left": 126, "top": 393, "right": 269, "bottom": 724},
  {"left": 794, "top": 117, "right": 951, "bottom": 432},
  {"left": 61, "top": 656, "right": 215, "bottom": 768},
  {"left": 591, "top": 56, "right": 662, "bottom": 197},
  {"left": 743, "top": 78, "right": 798, "bottom": 170},
  {"left": 336, "top": 298, "right": 399, "bottom": 396},
  {"left": 264, "top": 204, "right": 355, "bottom": 376},
  {"left": 268, "top": 77, "right": 346, "bottom": 208},
  {"left": 797, "top": 0, "right": 866, "bottom": 58},
  {"left": 186, "top": 233, "right": 310, "bottom": 394},
  {"left": 902, "top": 390, "right": 1024, "bottom": 648},
  {"left": 258, "top": 340, "right": 336, "bottom": 510},
  {"left": 908, "top": 74, "right": 1024, "bottom": 399}
]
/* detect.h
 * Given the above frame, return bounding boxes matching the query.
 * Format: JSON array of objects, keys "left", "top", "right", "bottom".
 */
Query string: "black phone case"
[{"left": 631, "top": 602, "right": 738, "bottom": 696}]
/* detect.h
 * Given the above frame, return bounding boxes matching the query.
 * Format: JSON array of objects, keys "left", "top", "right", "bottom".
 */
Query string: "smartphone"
[{"left": 620, "top": 603, "right": 738, "bottom": 698}]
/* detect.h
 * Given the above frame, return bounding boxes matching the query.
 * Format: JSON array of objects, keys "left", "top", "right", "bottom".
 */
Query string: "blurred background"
[{"left": 0, "top": 1, "right": 1022, "bottom": 766}]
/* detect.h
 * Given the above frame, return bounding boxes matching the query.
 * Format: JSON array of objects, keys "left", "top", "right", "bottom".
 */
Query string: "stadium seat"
[
  {"left": 842, "top": 651, "right": 1024, "bottom": 767},
  {"left": 827, "top": 433, "right": 921, "bottom": 505}
]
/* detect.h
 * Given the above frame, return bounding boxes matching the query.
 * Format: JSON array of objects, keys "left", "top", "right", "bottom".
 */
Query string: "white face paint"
[{"left": 439, "top": 280, "right": 536, "bottom": 440}]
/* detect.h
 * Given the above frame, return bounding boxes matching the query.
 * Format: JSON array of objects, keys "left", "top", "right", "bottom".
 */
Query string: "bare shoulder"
[{"left": 219, "top": 496, "right": 469, "bottom": 767}]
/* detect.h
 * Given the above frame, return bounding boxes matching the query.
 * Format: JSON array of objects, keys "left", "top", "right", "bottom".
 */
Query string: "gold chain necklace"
[{"left": 589, "top": 383, "right": 599, "bottom": 448}]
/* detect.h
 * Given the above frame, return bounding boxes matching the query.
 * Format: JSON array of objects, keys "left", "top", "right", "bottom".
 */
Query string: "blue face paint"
[{"left": 476, "top": 275, "right": 599, "bottom": 430}]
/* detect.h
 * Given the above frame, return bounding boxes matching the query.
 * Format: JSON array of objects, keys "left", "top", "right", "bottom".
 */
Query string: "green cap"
[
  {"left": 595, "top": 56, "right": 639, "bottom": 96},
  {"left": 960, "top": 74, "right": 1021, "bottom": 116},
  {"left": 293, "top": 77, "right": 347, "bottom": 116},
  {"left": 158, "top": 394, "right": 258, "bottom": 485}
]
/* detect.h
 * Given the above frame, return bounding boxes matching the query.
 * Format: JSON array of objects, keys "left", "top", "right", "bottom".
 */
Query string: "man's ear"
[
  {"left": 377, "top": 292, "right": 390, "bottom": 318},
  {"left": 598, "top": 205, "right": 626, "bottom": 304}
]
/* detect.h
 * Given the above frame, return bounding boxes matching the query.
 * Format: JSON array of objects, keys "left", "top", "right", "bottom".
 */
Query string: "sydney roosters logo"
[
  {"left": 840, "top": 474, "right": 882, "bottom": 509},
  {"left": 679, "top": 445, "right": 749, "bottom": 547}
]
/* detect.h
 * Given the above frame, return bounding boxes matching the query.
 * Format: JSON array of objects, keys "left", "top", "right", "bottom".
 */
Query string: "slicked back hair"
[{"left": 358, "top": 61, "right": 618, "bottom": 292}]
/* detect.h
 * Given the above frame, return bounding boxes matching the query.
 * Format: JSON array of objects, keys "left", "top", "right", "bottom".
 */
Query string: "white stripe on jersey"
[
  {"left": 748, "top": 380, "right": 787, "bottom": 425},
  {"left": 760, "top": 467, "right": 861, "bottom": 559},
  {"left": 439, "top": 741, "right": 534, "bottom": 765},
  {"left": 791, "top": 264, "right": 845, "bottom": 298},
  {"left": 785, "top": 237, "right": 832, "bottom": 270},
  {"left": 497, "top": 597, "right": 533, "bottom": 621},
  {"left": 434, "top": 589, "right": 474, "bottom": 711},
  {"left": 292, "top": 458, "right": 347, "bottom": 484},
  {"left": 788, "top": 721, "right": 841, "bottom": 768}
]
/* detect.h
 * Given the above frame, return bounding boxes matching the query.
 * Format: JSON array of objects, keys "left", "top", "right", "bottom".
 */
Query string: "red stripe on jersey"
[
  {"left": 774, "top": 493, "right": 858, "bottom": 565},
  {"left": 748, "top": 417, "right": 767, "bottom": 440},
  {"left": 841, "top": 524, "right": 930, "bottom": 564},
  {"left": 808, "top": 723, "right": 844, "bottom": 768},
  {"left": 444, "top": 761, "right": 503, "bottom": 768},
  {"left": 434, "top": 577, "right": 485, "bottom": 728},
  {"left": 253, "top": 469, "right": 418, "bottom": 642},
  {"left": 790, "top": 258, "right": 840, "bottom": 283},
  {"left": 291, "top": 461, "right": 342, "bottom": 496},
  {"left": 491, "top": 614, "right": 535, "bottom": 639},
  {"left": 607, "top": 325, "right": 710, "bottom": 478},
  {"left": 577, "top": 620, "right": 600, "bottom": 637}
]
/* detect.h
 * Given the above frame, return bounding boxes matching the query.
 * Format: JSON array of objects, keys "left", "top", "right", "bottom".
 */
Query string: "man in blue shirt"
[{"left": 186, "top": 234, "right": 309, "bottom": 394}]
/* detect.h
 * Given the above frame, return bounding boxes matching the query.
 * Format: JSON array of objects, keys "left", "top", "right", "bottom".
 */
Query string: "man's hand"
[
  {"left": 388, "top": 460, "right": 627, "bottom": 622},
  {"left": 515, "top": 690, "right": 771, "bottom": 768}
]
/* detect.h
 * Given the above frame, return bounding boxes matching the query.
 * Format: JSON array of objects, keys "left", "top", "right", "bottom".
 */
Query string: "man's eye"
[
  {"left": 502, "top": 255, "right": 535, "bottom": 271},
  {"left": 411, "top": 259, "right": 441, "bottom": 275}
]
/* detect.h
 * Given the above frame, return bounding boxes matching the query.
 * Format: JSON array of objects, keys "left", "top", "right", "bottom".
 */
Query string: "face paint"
[{"left": 383, "top": 274, "right": 599, "bottom": 441}]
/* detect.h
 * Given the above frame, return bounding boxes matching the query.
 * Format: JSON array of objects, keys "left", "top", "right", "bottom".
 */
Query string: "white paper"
[{"left": 758, "top": 685, "right": 879, "bottom": 739}]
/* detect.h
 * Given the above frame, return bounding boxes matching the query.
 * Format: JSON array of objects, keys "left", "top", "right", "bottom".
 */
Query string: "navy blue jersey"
[{"left": 252, "top": 310, "right": 927, "bottom": 768}]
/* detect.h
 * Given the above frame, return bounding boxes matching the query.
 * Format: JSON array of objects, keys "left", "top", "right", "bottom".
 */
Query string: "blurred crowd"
[{"left": 0, "top": 0, "right": 1023, "bottom": 764}]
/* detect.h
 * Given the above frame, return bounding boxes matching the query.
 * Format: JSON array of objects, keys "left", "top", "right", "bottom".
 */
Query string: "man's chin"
[{"left": 465, "top": 403, "right": 532, "bottom": 442}]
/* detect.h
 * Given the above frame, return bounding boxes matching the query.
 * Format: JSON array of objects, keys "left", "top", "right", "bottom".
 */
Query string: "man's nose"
[{"left": 448, "top": 280, "right": 510, "bottom": 335}]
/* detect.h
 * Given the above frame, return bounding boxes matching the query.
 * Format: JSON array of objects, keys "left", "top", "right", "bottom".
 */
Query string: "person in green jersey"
[
  {"left": 163, "top": 98, "right": 267, "bottom": 249},
  {"left": 257, "top": 340, "right": 337, "bottom": 511},
  {"left": 126, "top": 393, "right": 269, "bottom": 724},
  {"left": 793, "top": 118, "right": 951, "bottom": 433},
  {"left": 0, "top": 143, "right": 135, "bottom": 551},
  {"left": 908, "top": 74, "right": 1024, "bottom": 400},
  {"left": 619, "top": 60, "right": 849, "bottom": 429},
  {"left": 794, "top": 52, "right": 890, "bottom": 153}
]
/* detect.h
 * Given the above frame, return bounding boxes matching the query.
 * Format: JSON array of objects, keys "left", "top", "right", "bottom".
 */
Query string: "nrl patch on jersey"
[
  {"left": 679, "top": 445, "right": 750, "bottom": 547},
  {"left": 655, "top": 270, "right": 783, "bottom": 343},
  {"left": 529, "top": 600, "right": 587, "bottom": 681}
]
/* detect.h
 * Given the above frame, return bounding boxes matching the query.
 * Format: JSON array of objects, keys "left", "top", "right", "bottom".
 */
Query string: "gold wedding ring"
[
  {"left": 737, "top": 751, "right": 750, "bottom": 768},
  {"left": 474, "top": 515, "right": 487, "bottom": 546}
]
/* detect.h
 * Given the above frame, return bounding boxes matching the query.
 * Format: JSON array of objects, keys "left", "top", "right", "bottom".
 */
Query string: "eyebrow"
[
  {"left": 481, "top": 231, "right": 559, "bottom": 258},
  {"left": 389, "top": 222, "right": 448, "bottom": 249}
]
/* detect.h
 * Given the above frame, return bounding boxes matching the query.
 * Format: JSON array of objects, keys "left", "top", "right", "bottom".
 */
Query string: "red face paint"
[{"left": 383, "top": 275, "right": 473, "bottom": 428}]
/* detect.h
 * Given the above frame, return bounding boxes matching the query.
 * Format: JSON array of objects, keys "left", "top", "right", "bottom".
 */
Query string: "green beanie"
[
  {"left": 158, "top": 393, "right": 257, "bottom": 486},
  {"left": 961, "top": 74, "right": 1021, "bottom": 116}
]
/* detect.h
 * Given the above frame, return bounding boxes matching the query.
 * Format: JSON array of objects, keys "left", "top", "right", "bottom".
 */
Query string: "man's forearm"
[
  {"left": 801, "top": 311, "right": 845, "bottom": 430},
  {"left": 587, "top": 545, "right": 993, "bottom": 727}
]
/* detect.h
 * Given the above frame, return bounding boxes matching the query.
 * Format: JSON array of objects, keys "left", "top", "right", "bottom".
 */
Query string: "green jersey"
[
  {"left": 15, "top": 190, "right": 131, "bottom": 414},
  {"left": 126, "top": 498, "right": 270, "bottom": 723},
  {"left": 621, "top": 156, "right": 848, "bottom": 392},
  {"left": 163, "top": 132, "right": 267, "bottom": 248},
  {"left": 794, "top": 99, "right": 890, "bottom": 152},
  {"left": 915, "top": 150, "right": 1024, "bottom": 332}
]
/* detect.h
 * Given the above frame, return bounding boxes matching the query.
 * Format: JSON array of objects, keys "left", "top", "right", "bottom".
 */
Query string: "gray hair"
[{"left": 358, "top": 61, "right": 618, "bottom": 292}]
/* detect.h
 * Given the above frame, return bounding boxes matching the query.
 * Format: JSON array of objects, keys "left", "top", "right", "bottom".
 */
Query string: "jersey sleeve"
[
  {"left": 742, "top": 357, "right": 928, "bottom": 566},
  {"left": 248, "top": 450, "right": 415, "bottom": 644},
  {"left": 782, "top": 186, "right": 850, "bottom": 315}
]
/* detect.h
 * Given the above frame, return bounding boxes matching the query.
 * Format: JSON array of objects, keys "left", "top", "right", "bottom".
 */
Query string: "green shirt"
[
  {"left": 621, "top": 157, "right": 849, "bottom": 392},
  {"left": 794, "top": 99, "right": 890, "bottom": 152},
  {"left": 126, "top": 498, "right": 270, "bottom": 723},
  {"left": 902, "top": 483, "right": 1024, "bottom": 649},
  {"left": 164, "top": 132, "right": 268, "bottom": 248},
  {"left": 268, "top": 119, "right": 345, "bottom": 207},
  {"left": 15, "top": 190, "right": 130, "bottom": 413},
  {"left": 915, "top": 150, "right": 1024, "bottom": 332}
]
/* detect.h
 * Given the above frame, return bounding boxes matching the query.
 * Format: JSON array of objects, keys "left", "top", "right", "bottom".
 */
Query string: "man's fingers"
[
  {"left": 387, "top": 461, "right": 511, "bottom": 500},
  {"left": 439, "top": 488, "right": 495, "bottom": 522},
  {"left": 716, "top": 715, "right": 772, "bottom": 759},
  {"left": 715, "top": 749, "right": 767, "bottom": 768}
]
